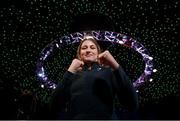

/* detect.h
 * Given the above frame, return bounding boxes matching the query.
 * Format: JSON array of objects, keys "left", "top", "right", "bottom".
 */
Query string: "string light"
[{"left": 0, "top": 0, "right": 179, "bottom": 106}]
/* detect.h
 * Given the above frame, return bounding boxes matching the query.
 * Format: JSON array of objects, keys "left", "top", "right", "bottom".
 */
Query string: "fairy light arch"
[{"left": 36, "top": 30, "right": 154, "bottom": 90}]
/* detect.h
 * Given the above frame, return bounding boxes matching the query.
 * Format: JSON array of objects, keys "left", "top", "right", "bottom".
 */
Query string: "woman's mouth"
[{"left": 85, "top": 54, "right": 93, "bottom": 57}]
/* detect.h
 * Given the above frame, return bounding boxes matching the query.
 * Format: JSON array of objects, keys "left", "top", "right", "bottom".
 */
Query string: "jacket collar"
[{"left": 82, "top": 62, "right": 100, "bottom": 71}]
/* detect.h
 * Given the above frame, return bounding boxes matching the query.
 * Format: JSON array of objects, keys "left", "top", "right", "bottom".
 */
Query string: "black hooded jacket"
[{"left": 50, "top": 62, "right": 138, "bottom": 119}]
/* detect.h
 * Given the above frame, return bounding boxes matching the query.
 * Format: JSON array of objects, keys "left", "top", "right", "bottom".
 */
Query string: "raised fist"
[
  {"left": 98, "top": 50, "right": 119, "bottom": 70},
  {"left": 68, "top": 59, "right": 84, "bottom": 73}
]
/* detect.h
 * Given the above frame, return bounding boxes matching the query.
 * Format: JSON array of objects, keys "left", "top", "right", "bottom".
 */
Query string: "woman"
[{"left": 50, "top": 35, "right": 138, "bottom": 119}]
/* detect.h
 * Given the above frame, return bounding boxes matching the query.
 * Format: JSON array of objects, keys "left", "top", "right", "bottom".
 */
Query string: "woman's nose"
[
  {"left": 86, "top": 47, "right": 92, "bottom": 52},
  {"left": 86, "top": 50, "right": 91, "bottom": 54}
]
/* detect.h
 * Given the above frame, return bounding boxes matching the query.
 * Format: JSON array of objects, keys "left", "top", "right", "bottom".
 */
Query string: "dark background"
[{"left": 0, "top": 0, "right": 179, "bottom": 119}]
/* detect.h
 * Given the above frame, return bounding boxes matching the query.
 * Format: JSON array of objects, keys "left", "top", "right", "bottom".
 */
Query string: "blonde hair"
[{"left": 76, "top": 35, "right": 101, "bottom": 59}]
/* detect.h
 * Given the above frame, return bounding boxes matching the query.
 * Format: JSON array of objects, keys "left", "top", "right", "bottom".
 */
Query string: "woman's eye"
[
  {"left": 81, "top": 46, "right": 96, "bottom": 50},
  {"left": 81, "top": 47, "right": 87, "bottom": 49},
  {"left": 91, "top": 46, "right": 96, "bottom": 49}
]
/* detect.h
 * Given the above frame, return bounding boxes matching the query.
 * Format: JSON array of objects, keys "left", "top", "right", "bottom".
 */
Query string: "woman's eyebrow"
[
  {"left": 81, "top": 45, "right": 87, "bottom": 47},
  {"left": 90, "top": 45, "right": 96, "bottom": 48}
]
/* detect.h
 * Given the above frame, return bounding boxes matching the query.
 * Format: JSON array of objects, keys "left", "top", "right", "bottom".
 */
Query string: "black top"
[{"left": 50, "top": 62, "right": 138, "bottom": 120}]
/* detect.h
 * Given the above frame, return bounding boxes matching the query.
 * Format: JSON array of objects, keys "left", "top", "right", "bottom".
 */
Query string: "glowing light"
[
  {"left": 149, "top": 78, "right": 153, "bottom": 82},
  {"left": 36, "top": 31, "right": 154, "bottom": 89},
  {"left": 1, "top": 0, "right": 178, "bottom": 104},
  {"left": 41, "top": 84, "right": 44, "bottom": 88},
  {"left": 56, "top": 43, "right": 59, "bottom": 48},
  {"left": 149, "top": 57, "right": 153, "bottom": 60},
  {"left": 153, "top": 69, "right": 157, "bottom": 72},
  {"left": 82, "top": 35, "right": 94, "bottom": 40}
]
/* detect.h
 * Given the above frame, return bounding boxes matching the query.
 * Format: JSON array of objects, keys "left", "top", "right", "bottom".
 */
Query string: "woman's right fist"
[{"left": 68, "top": 59, "right": 84, "bottom": 73}]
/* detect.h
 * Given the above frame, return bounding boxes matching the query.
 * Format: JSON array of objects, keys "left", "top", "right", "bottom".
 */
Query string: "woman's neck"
[
  {"left": 84, "top": 61, "right": 98, "bottom": 70},
  {"left": 86, "top": 62, "right": 92, "bottom": 70}
]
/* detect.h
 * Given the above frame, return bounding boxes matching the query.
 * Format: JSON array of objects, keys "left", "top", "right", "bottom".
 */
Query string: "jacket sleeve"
[
  {"left": 112, "top": 65, "right": 139, "bottom": 112},
  {"left": 49, "top": 71, "right": 75, "bottom": 118}
]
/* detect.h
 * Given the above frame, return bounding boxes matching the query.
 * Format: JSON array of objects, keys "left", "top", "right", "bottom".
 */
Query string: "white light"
[
  {"left": 136, "top": 90, "right": 139, "bottom": 92},
  {"left": 149, "top": 78, "right": 153, "bottom": 82},
  {"left": 82, "top": 35, "right": 94, "bottom": 40},
  {"left": 118, "top": 40, "right": 124, "bottom": 44},
  {"left": 38, "top": 73, "right": 44, "bottom": 77},
  {"left": 149, "top": 57, "right": 153, "bottom": 60},
  {"left": 41, "top": 84, "right": 44, "bottom": 88},
  {"left": 153, "top": 69, "right": 157, "bottom": 72},
  {"left": 56, "top": 43, "right": 59, "bottom": 48}
]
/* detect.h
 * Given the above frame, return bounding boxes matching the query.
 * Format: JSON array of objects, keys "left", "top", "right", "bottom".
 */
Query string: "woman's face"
[{"left": 80, "top": 40, "right": 98, "bottom": 63}]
